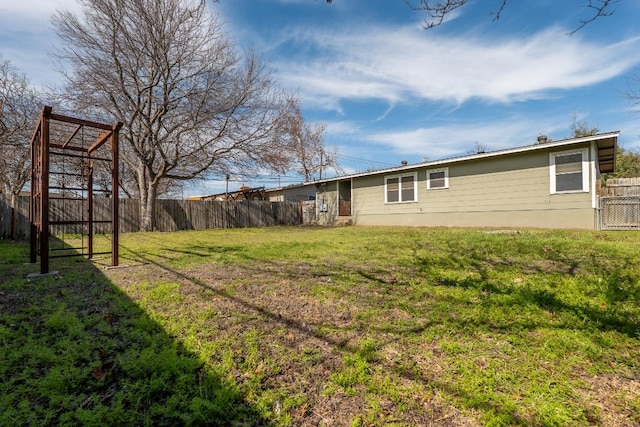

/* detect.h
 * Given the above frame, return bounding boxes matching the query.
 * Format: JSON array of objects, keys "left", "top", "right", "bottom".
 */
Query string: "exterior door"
[{"left": 339, "top": 200, "right": 351, "bottom": 216}]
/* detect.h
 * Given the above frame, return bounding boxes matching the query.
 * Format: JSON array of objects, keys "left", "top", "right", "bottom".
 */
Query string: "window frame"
[
  {"left": 549, "top": 148, "right": 589, "bottom": 194},
  {"left": 384, "top": 172, "right": 418, "bottom": 204},
  {"left": 426, "top": 167, "right": 449, "bottom": 190}
]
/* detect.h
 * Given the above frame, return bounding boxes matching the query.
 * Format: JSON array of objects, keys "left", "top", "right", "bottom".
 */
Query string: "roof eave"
[{"left": 595, "top": 135, "right": 617, "bottom": 174}]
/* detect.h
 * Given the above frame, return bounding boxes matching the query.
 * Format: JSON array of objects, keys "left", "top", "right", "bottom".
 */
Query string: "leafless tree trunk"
[
  {"left": 54, "top": 0, "right": 289, "bottom": 231},
  {"left": 9, "top": 192, "right": 18, "bottom": 239},
  {"left": 0, "top": 55, "right": 42, "bottom": 240}
]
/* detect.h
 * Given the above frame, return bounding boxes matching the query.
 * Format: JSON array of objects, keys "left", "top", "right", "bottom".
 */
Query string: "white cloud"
[
  {"left": 272, "top": 24, "right": 640, "bottom": 110},
  {"left": 0, "top": 0, "right": 79, "bottom": 19},
  {"left": 0, "top": 0, "right": 82, "bottom": 88},
  {"left": 324, "top": 120, "right": 361, "bottom": 136},
  {"left": 366, "top": 115, "right": 569, "bottom": 160}
]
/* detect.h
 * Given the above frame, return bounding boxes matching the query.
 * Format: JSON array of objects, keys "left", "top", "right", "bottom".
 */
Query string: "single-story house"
[
  {"left": 266, "top": 132, "right": 618, "bottom": 230},
  {"left": 187, "top": 186, "right": 267, "bottom": 201}
]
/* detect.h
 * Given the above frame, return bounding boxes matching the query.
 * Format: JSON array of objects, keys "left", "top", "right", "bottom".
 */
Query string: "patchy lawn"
[{"left": 1, "top": 226, "right": 639, "bottom": 426}]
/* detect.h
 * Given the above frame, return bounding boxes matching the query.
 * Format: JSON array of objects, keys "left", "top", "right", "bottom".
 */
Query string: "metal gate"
[{"left": 599, "top": 196, "right": 640, "bottom": 230}]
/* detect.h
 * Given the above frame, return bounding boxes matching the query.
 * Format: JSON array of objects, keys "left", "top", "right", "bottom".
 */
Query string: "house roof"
[
  {"left": 191, "top": 186, "right": 266, "bottom": 201},
  {"left": 267, "top": 131, "right": 618, "bottom": 191}
]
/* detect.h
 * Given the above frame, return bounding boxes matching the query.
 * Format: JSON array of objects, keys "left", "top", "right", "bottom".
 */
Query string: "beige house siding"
[
  {"left": 352, "top": 142, "right": 597, "bottom": 229},
  {"left": 353, "top": 210, "right": 595, "bottom": 229},
  {"left": 266, "top": 185, "right": 317, "bottom": 202},
  {"left": 317, "top": 182, "right": 338, "bottom": 225},
  {"left": 284, "top": 186, "right": 317, "bottom": 202},
  {"left": 266, "top": 190, "right": 284, "bottom": 202}
]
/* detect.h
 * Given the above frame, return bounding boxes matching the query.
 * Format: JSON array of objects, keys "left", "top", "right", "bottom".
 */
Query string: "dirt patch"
[{"left": 577, "top": 374, "right": 640, "bottom": 426}]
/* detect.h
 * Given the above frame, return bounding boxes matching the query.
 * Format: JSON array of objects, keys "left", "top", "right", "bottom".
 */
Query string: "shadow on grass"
[
  {"left": 121, "top": 244, "right": 355, "bottom": 352},
  {"left": 414, "top": 252, "right": 639, "bottom": 339},
  {"left": 163, "top": 245, "right": 246, "bottom": 258},
  {"left": 109, "top": 231, "right": 637, "bottom": 425},
  {"left": 116, "top": 245, "right": 486, "bottom": 425},
  {"left": 121, "top": 248, "right": 550, "bottom": 426},
  {"left": 0, "top": 239, "right": 267, "bottom": 426}
]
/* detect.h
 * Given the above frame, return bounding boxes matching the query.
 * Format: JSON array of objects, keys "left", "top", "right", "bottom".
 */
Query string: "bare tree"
[
  {"left": 628, "top": 71, "right": 640, "bottom": 114},
  {"left": 570, "top": 113, "right": 599, "bottom": 137},
  {"left": 474, "top": 141, "right": 488, "bottom": 154},
  {"left": 277, "top": 98, "right": 340, "bottom": 182},
  {"left": 54, "top": 0, "right": 289, "bottom": 231},
  {"left": 0, "top": 55, "right": 42, "bottom": 239}
]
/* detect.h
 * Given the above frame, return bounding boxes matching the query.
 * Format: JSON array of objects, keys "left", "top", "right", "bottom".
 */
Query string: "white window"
[
  {"left": 550, "top": 149, "right": 589, "bottom": 193},
  {"left": 427, "top": 168, "right": 449, "bottom": 190},
  {"left": 385, "top": 173, "right": 417, "bottom": 203}
]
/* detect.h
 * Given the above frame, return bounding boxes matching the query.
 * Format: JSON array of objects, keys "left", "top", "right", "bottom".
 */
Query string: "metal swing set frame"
[{"left": 30, "top": 106, "right": 123, "bottom": 274}]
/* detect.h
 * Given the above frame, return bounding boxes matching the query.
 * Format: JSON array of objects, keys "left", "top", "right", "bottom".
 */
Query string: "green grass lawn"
[{"left": 1, "top": 226, "right": 639, "bottom": 426}]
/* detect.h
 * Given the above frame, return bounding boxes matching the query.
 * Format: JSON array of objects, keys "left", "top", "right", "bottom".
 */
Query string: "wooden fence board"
[{"left": 599, "top": 177, "right": 640, "bottom": 196}]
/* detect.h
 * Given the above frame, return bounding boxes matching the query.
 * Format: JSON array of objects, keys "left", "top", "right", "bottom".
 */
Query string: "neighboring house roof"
[
  {"left": 267, "top": 131, "right": 618, "bottom": 191},
  {"left": 193, "top": 186, "right": 267, "bottom": 201}
]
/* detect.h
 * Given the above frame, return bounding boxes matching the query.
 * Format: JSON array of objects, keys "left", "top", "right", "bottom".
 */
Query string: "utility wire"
[{"left": 335, "top": 153, "right": 396, "bottom": 167}]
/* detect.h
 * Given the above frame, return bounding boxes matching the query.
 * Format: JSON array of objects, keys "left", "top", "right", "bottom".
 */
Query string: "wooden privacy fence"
[
  {"left": 0, "top": 196, "right": 302, "bottom": 239},
  {"left": 598, "top": 177, "right": 640, "bottom": 196},
  {"left": 0, "top": 196, "right": 30, "bottom": 239}
]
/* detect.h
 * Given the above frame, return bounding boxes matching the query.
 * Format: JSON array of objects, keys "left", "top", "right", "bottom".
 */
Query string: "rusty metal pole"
[
  {"left": 87, "top": 156, "right": 94, "bottom": 258},
  {"left": 40, "top": 106, "right": 52, "bottom": 274},
  {"left": 111, "top": 122, "right": 122, "bottom": 267},
  {"left": 29, "top": 119, "right": 40, "bottom": 264}
]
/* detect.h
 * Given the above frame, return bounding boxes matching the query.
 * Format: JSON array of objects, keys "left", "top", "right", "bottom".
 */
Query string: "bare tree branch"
[
  {"left": 567, "top": 0, "right": 619, "bottom": 36},
  {"left": 490, "top": 0, "right": 509, "bottom": 22},
  {"left": 627, "top": 71, "right": 640, "bottom": 114},
  {"left": 404, "top": 0, "right": 467, "bottom": 29},
  {"left": 329, "top": 0, "right": 621, "bottom": 33}
]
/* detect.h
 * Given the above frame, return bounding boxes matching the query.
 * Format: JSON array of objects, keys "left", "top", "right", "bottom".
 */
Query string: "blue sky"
[{"left": 2, "top": 0, "right": 640, "bottom": 196}]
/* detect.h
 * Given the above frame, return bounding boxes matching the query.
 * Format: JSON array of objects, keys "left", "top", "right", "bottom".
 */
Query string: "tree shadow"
[
  {"left": 83, "top": 234, "right": 636, "bottom": 426},
  {"left": 0, "top": 238, "right": 268, "bottom": 426},
  {"left": 120, "top": 243, "right": 356, "bottom": 353},
  {"left": 413, "top": 246, "right": 639, "bottom": 339},
  {"left": 164, "top": 244, "right": 246, "bottom": 258}
]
